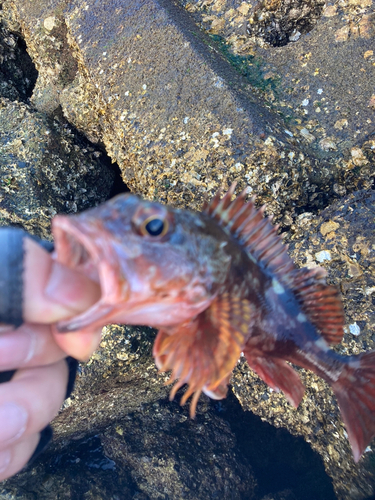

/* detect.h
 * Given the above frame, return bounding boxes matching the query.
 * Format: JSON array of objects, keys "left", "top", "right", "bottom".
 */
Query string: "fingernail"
[
  {"left": 0, "top": 449, "right": 11, "bottom": 473},
  {"left": 0, "top": 403, "right": 28, "bottom": 445},
  {"left": 22, "top": 327, "right": 37, "bottom": 363}
]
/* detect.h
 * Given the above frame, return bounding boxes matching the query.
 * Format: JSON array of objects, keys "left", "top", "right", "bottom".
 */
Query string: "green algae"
[{"left": 208, "top": 34, "right": 281, "bottom": 93}]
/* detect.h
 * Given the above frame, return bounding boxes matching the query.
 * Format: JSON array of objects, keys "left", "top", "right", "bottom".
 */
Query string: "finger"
[
  {"left": 0, "top": 433, "right": 40, "bottom": 481},
  {"left": 52, "top": 327, "right": 103, "bottom": 361},
  {"left": 0, "top": 360, "right": 68, "bottom": 448},
  {"left": 23, "top": 238, "right": 101, "bottom": 324},
  {"left": 0, "top": 323, "right": 66, "bottom": 371}
]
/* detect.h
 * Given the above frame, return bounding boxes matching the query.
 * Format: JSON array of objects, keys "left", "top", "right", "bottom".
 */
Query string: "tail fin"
[{"left": 332, "top": 351, "right": 375, "bottom": 462}]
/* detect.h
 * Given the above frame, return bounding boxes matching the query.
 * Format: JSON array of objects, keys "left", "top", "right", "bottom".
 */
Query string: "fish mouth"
[
  {"left": 52, "top": 216, "right": 102, "bottom": 284},
  {"left": 52, "top": 215, "right": 126, "bottom": 332}
]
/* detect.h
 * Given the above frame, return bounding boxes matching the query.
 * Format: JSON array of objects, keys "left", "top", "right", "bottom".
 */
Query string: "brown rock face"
[
  {"left": 9, "top": 0, "right": 373, "bottom": 222},
  {"left": 0, "top": 98, "right": 114, "bottom": 238}
]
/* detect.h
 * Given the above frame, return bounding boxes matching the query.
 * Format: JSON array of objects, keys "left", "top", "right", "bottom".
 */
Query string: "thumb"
[{"left": 23, "top": 238, "right": 101, "bottom": 324}]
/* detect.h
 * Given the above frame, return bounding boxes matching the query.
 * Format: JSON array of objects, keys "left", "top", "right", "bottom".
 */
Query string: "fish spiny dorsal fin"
[
  {"left": 204, "top": 185, "right": 345, "bottom": 345},
  {"left": 203, "top": 185, "right": 225, "bottom": 215},
  {"left": 204, "top": 184, "right": 295, "bottom": 279},
  {"left": 204, "top": 182, "right": 238, "bottom": 225},
  {"left": 290, "top": 267, "right": 344, "bottom": 345}
]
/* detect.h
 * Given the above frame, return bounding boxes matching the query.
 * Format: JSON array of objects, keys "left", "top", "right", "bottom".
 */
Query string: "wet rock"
[
  {"left": 1, "top": 404, "right": 257, "bottom": 499},
  {"left": 232, "top": 188, "right": 375, "bottom": 499},
  {"left": 0, "top": 98, "right": 114, "bottom": 238},
  {"left": 7, "top": 0, "right": 356, "bottom": 222},
  {"left": 177, "top": 0, "right": 375, "bottom": 195},
  {"left": 100, "top": 402, "right": 256, "bottom": 500},
  {"left": 0, "top": 433, "right": 140, "bottom": 499},
  {"left": 0, "top": 12, "right": 37, "bottom": 101}
]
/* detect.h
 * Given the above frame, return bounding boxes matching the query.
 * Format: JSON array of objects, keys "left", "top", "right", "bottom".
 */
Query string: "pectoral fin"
[{"left": 153, "top": 293, "right": 254, "bottom": 416}]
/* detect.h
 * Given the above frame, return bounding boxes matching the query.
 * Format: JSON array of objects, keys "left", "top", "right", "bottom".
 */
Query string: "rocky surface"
[
  {"left": 5, "top": 0, "right": 374, "bottom": 225},
  {"left": 179, "top": 0, "right": 375, "bottom": 164},
  {"left": 0, "top": 0, "right": 374, "bottom": 498},
  {"left": 0, "top": 98, "right": 114, "bottom": 238},
  {"left": 0, "top": 18, "right": 37, "bottom": 101}
]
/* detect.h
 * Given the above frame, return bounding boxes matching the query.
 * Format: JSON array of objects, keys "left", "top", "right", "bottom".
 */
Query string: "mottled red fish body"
[{"left": 52, "top": 185, "right": 375, "bottom": 463}]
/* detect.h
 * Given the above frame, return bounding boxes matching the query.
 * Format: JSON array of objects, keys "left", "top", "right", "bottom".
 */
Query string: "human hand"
[{"left": 0, "top": 236, "right": 102, "bottom": 481}]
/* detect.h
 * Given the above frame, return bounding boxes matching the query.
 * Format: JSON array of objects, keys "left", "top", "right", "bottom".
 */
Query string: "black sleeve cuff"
[
  {"left": 0, "top": 228, "right": 26, "bottom": 328},
  {"left": 0, "top": 228, "right": 54, "bottom": 328}
]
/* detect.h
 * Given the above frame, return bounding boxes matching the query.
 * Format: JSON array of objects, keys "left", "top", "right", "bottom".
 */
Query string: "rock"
[
  {"left": 0, "top": 97, "right": 114, "bottom": 238},
  {"left": 0, "top": 20, "right": 37, "bottom": 101},
  {"left": 177, "top": 0, "right": 375, "bottom": 199},
  {"left": 100, "top": 403, "right": 256, "bottom": 500},
  {"left": 2, "top": 403, "right": 258, "bottom": 499},
  {"left": 7, "top": 0, "right": 356, "bottom": 221},
  {"left": 247, "top": 0, "right": 326, "bottom": 47},
  {"left": 0, "top": 11, "right": 115, "bottom": 238},
  {"left": 232, "top": 188, "right": 375, "bottom": 499}
]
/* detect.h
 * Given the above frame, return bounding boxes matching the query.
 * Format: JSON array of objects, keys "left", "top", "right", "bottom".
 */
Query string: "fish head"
[{"left": 52, "top": 194, "right": 232, "bottom": 331}]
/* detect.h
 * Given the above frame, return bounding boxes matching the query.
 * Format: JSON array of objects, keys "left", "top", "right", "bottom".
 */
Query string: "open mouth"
[
  {"left": 52, "top": 216, "right": 102, "bottom": 284},
  {"left": 52, "top": 215, "right": 119, "bottom": 332}
]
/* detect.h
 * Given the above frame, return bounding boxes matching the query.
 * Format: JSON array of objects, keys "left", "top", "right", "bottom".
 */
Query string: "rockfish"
[{"left": 52, "top": 184, "right": 375, "bottom": 462}]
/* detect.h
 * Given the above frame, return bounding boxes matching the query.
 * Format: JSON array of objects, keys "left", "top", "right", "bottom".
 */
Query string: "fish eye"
[{"left": 141, "top": 215, "right": 169, "bottom": 237}]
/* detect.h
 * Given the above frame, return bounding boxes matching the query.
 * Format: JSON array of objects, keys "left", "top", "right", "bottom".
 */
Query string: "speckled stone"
[
  {"left": 0, "top": 98, "right": 114, "bottom": 238},
  {"left": 2, "top": 402, "right": 258, "bottom": 499},
  {"left": 100, "top": 403, "right": 256, "bottom": 499},
  {"left": 8, "top": 0, "right": 367, "bottom": 224},
  {"left": 0, "top": 21, "right": 37, "bottom": 101},
  {"left": 177, "top": 0, "right": 375, "bottom": 189},
  {"left": 232, "top": 188, "right": 375, "bottom": 500}
]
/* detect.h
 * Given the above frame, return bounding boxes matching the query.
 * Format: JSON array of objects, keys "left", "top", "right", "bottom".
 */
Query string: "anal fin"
[{"left": 244, "top": 351, "right": 305, "bottom": 408}]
